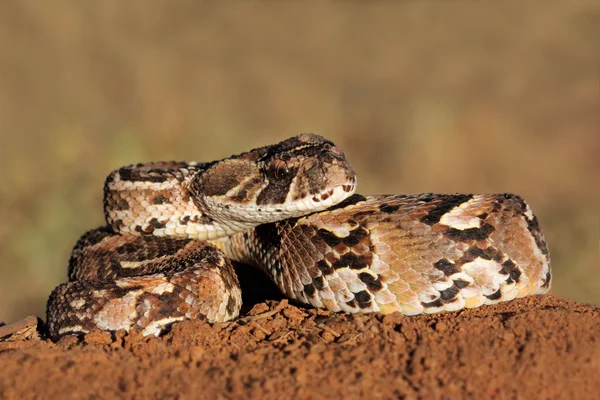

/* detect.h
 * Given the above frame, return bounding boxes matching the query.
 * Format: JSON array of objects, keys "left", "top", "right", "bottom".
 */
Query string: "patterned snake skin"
[{"left": 47, "top": 134, "right": 551, "bottom": 339}]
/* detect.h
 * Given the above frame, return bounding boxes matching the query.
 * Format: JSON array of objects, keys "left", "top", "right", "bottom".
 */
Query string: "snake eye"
[{"left": 267, "top": 159, "right": 290, "bottom": 180}]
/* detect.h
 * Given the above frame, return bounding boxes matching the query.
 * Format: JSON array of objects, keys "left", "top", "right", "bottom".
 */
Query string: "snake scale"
[{"left": 47, "top": 134, "right": 551, "bottom": 339}]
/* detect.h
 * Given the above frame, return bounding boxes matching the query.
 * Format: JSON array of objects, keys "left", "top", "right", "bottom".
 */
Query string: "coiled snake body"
[{"left": 47, "top": 134, "right": 551, "bottom": 338}]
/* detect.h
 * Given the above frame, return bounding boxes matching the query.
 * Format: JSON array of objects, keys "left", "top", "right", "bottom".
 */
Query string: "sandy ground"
[{"left": 1, "top": 293, "right": 598, "bottom": 400}]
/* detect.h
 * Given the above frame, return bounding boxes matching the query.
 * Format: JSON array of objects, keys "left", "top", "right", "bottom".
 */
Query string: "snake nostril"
[{"left": 330, "top": 146, "right": 345, "bottom": 158}]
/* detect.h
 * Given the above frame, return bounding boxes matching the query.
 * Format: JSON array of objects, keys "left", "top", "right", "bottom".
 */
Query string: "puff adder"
[{"left": 47, "top": 134, "right": 551, "bottom": 339}]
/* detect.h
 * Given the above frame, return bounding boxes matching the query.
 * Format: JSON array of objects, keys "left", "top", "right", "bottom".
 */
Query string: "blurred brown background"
[{"left": 0, "top": 1, "right": 598, "bottom": 323}]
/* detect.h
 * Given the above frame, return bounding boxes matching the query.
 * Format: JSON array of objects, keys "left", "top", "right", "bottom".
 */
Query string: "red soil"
[{"left": 1, "top": 295, "right": 598, "bottom": 400}]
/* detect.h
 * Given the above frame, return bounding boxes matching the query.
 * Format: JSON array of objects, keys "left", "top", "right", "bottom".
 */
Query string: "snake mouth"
[
  {"left": 291, "top": 178, "right": 357, "bottom": 214},
  {"left": 198, "top": 172, "right": 357, "bottom": 234},
  {"left": 247, "top": 162, "right": 358, "bottom": 217},
  {"left": 203, "top": 180, "right": 356, "bottom": 229}
]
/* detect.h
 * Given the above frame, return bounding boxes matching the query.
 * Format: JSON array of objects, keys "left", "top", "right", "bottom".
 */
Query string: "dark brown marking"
[
  {"left": 116, "top": 240, "right": 188, "bottom": 259},
  {"left": 316, "top": 260, "right": 334, "bottom": 275},
  {"left": 351, "top": 210, "right": 376, "bottom": 221},
  {"left": 526, "top": 215, "right": 550, "bottom": 256},
  {"left": 465, "top": 246, "right": 486, "bottom": 260},
  {"left": 510, "top": 268, "right": 522, "bottom": 284},
  {"left": 491, "top": 200, "right": 502, "bottom": 213},
  {"left": 118, "top": 166, "right": 168, "bottom": 183},
  {"left": 291, "top": 191, "right": 306, "bottom": 201},
  {"left": 358, "top": 272, "right": 383, "bottom": 292},
  {"left": 197, "top": 214, "right": 214, "bottom": 224},
  {"left": 354, "top": 291, "right": 372, "bottom": 309},
  {"left": 455, "top": 247, "right": 484, "bottom": 266},
  {"left": 152, "top": 194, "right": 169, "bottom": 205},
  {"left": 110, "top": 285, "right": 145, "bottom": 298},
  {"left": 237, "top": 176, "right": 267, "bottom": 202},
  {"left": 453, "top": 279, "right": 470, "bottom": 289},
  {"left": 422, "top": 298, "right": 444, "bottom": 308},
  {"left": 485, "top": 289, "right": 502, "bottom": 301},
  {"left": 361, "top": 253, "right": 374, "bottom": 267},
  {"left": 192, "top": 160, "right": 256, "bottom": 198},
  {"left": 332, "top": 259, "right": 346, "bottom": 270},
  {"left": 67, "top": 227, "right": 117, "bottom": 279},
  {"left": 113, "top": 197, "right": 130, "bottom": 210},
  {"left": 541, "top": 271, "right": 552, "bottom": 289},
  {"left": 318, "top": 229, "right": 343, "bottom": 247},
  {"left": 313, "top": 276, "right": 325, "bottom": 290},
  {"left": 472, "top": 246, "right": 499, "bottom": 261},
  {"left": 304, "top": 283, "right": 316, "bottom": 297},
  {"left": 255, "top": 224, "right": 281, "bottom": 249},
  {"left": 455, "top": 246, "right": 503, "bottom": 267},
  {"left": 379, "top": 204, "right": 400, "bottom": 213},
  {"left": 339, "top": 253, "right": 369, "bottom": 270},
  {"left": 420, "top": 194, "right": 473, "bottom": 226},
  {"left": 444, "top": 223, "right": 495, "bottom": 242},
  {"left": 417, "top": 193, "right": 435, "bottom": 203},
  {"left": 148, "top": 218, "right": 166, "bottom": 230},
  {"left": 514, "top": 195, "right": 528, "bottom": 212},
  {"left": 500, "top": 259, "right": 516, "bottom": 275},
  {"left": 341, "top": 253, "right": 363, "bottom": 269},
  {"left": 500, "top": 259, "right": 522, "bottom": 284},
  {"left": 226, "top": 296, "right": 238, "bottom": 315},
  {"left": 256, "top": 165, "right": 298, "bottom": 205},
  {"left": 433, "top": 259, "right": 460, "bottom": 276},
  {"left": 346, "top": 299, "right": 357, "bottom": 308},
  {"left": 343, "top": 227, "right": 369, "bottom": 247},
  {"left": 492, "top": 251, "right": 504, "bottom": 263},
  {"left": 439, "top": 285, "right": 460, "bottom": 301}
]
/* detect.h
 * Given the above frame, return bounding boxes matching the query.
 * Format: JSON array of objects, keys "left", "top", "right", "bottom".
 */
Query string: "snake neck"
[
  {"left": 209, "top": 225, "right": 278, "bottom": 268},
  {"left": 209, "top": 223, "right": 297, "bottom": 297}
]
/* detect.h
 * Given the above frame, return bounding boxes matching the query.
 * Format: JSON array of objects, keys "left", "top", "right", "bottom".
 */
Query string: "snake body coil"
[{"left": 47, "top": 134, "right": 550, "bottom": 339}]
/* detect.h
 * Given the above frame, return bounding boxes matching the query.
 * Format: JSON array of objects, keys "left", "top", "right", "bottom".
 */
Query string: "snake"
[{"left": 46, "top": 133, "right": 551, "bottom": 339}]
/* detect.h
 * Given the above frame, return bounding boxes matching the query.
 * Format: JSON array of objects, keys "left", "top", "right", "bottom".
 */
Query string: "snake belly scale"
[{"left": 46, "top": 134, "right": 551, "bottom": 339}]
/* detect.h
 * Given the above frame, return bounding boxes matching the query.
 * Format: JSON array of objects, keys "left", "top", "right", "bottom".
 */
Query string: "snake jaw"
[{"left": 196, "top": 178, "right": 357, "bottom": 235}]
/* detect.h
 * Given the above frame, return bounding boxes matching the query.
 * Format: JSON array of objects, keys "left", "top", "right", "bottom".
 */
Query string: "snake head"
[{"left": 191, "top": 133, "right": 357, "bottom": 230}]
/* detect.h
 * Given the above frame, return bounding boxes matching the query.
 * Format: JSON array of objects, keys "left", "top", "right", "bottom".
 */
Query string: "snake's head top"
[{"left": 191, "top": 133, "right": 357, "bottom": 228}]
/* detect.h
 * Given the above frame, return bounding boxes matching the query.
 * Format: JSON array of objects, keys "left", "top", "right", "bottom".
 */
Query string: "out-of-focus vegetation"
[{"left": 0, "top": 1, "right": 598, "bottom": 323}]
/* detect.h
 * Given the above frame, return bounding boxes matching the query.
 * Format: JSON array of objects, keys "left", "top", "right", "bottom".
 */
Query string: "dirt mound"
[{"left": 0, "top": 295, "right": 598, "bottom": 399}]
